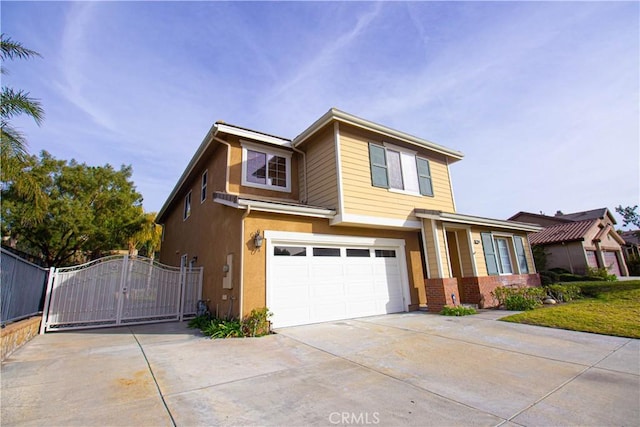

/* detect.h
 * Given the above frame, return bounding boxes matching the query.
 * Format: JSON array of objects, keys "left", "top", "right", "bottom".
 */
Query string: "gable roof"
[
  {"left": 556, "top": 208, "right": 615, "bottom": 224},
  {"left": 292, "top": 108, "right": 464, "bottom": 163},
  {"left": 508, "top": 211, "right": 573, "bottom": 225},
  {"left": 620, "top": 230, "right": 640, "bottom": 245},
  {"left": 528, "top": 220, "right": 598, "bottom": 245},
  {"left": 156, "top": 121, "right": 292, "bottom": 223}
]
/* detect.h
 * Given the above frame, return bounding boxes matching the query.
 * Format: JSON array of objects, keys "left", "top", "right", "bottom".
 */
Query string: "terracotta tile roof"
[{"left": 529, "top": 219, "right": 598, "bottom": 245}]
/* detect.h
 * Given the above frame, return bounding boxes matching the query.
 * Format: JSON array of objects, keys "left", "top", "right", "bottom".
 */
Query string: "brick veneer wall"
[
  {"left": 425, "top": 278, "right": 460, "bottom": 312},
  {"left": 460, "top": 274, "right": 541, "bottom": 308}
]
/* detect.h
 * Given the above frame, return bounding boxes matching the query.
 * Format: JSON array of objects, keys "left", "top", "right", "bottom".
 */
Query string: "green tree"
[
  {"left": 1, "top": 151, "right": 145, "bottom": 266},
  {"left": 615, "top": 205, "right": 640, "bottom": 229},
  {"left": 127, "top": 212, "right": 162, "bottom": 259}
]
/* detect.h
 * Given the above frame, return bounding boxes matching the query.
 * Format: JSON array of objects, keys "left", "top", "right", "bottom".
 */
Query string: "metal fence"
[
  {"left": 1, "top": 247, "right": 51, "bottom": 324},
  {"left": 41, "top": 255, "right": 202, "bottom": 332}
]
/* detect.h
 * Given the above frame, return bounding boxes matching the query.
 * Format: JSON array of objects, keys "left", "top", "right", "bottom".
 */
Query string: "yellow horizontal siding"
[
  {"left": 452, "top": 229, "right": 474, "bottom": 277},
  {"left": 423, "top": 220, "right": 440, "bottom": 278},
  {"left": 436, "top": 223, "right": 451, "bottom": 278},
  {"left": 471, "top": 230, "right": 488, "bottom": 276},
  {"left": 305, "top": 130, "right": 338, "bottom": 208},
  {"left": 339, "top": 129, "right": 455, "bottom": 220}
]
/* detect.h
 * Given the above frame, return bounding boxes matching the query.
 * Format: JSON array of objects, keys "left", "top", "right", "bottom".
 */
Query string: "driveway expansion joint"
[{"left": 130, "top": 327, "right": 177, "bottom": 427}]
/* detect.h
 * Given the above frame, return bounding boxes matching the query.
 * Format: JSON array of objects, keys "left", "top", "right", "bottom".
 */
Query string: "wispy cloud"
[{"left": 2, "top": 1, "right": 637, "bottom": 219}]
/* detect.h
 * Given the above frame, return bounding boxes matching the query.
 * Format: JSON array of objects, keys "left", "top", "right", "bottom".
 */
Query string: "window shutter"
[
  {"left": 416, "top": 158, "right": 433, "bottom": 196},
  {"left": 481, "top": 232, "right": 499, "bottom": 275},
  {"left": 368, "top": 143, "right": 389, "bottom": 188},
  {"left": 514, "top": 236, "right": 529, "bottom": 274}
]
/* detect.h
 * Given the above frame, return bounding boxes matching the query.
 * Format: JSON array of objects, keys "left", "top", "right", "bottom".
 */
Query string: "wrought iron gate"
[{"left": 41, "top": 255, "right": 202, "bottom": 332}]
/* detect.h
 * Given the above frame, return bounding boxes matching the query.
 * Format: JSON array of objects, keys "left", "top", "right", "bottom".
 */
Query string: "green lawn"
[{"left": 500, "top": 280, "right": 640, "bottom": 339}]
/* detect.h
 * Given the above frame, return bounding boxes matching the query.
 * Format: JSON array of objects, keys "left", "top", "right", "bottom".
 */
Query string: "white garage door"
[{"left": 266, "top": 231, "right": 409, "bottom": 328}]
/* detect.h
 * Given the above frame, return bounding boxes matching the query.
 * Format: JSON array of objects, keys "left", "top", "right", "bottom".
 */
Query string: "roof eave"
[
  {"left": 213, "top": 194, "right": 336, "bottom": 219},
  {"left": 415, "top": 210, "right": 543, "bottom": 232},
  {"left": 156, "top": 124, "right": 218, "bottom": 223},
  {"left": 215, "top": 123, "right": 292, "bottom": 148}
]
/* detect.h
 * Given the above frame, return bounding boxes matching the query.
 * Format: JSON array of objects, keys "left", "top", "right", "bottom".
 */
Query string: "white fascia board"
[
  {"left": 331, "top": 213, "right": 422, "bottom": 230},
  {"left": 214, "top": 196, "right": 335, "bottom": 218},
  {"left": 415, "top": 211, "right": 542, "bottom": 232},
  {"left": 216, "top": 123, "right": 291, "bottom": 148},
  {"left": 237, "top": 199, "right": 335, "bottom": 219},
  {"left": 293, "top": 108, "right": 464, "bottom": 162},
  {"left": 213, "top": 197, "right": 240, "bottom": 209},
  {"left": 265, "top": 230, "right": 406, "bottom": 248}
]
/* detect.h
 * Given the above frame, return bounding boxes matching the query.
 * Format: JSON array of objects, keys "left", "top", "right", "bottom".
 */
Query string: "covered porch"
[{"left": 415, "top": 210, "right": 543, "bottom": 312}]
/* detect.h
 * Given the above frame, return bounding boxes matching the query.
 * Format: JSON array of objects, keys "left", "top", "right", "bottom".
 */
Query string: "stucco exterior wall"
[{"left": 159, "top": 143, "right": 245, "bottom": 317}]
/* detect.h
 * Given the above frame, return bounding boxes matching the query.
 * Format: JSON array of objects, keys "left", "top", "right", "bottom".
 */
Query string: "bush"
[
  {"left": 585, "top": 266, "right": 617, "bottom": 282},
  {"left": 539, "top": 270, "right": 560, "bottom": 286},
  {"left": 188, "top": 307, "right": 273, "bottom": 339},
  {"left": 543, "top": 283, "right": 581, "bottom": 302},
  {"left": 440, "top": 305, "right": 477, "bottom": 316},
  {"left": 558, "top": 273, "right": 600, "bottom": 282},
  {"left": 203, "top": 319, "right": 245, "bottom": 338},
  {"left": 549, "top": 267, "right": 572, "bottom": 274},
  {"left": 242, "top": 307, "right": 273, "bottom": 337},
  {"left": 188, "top": 314, "right": 212, "bottom": 330},
  {"left": 491, "top": 286, "right": 546, "bottom": 311}
]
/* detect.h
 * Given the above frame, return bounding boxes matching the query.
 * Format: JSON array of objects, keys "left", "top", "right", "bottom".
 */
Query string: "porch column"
[{"left": 422, "top": 219, "right": 460, "bottom": 312}]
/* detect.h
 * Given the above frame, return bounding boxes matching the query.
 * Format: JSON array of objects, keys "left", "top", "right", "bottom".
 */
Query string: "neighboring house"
[
  {"left": 157, "top": 109, "right": 541, "bottom": 328},
  {"left": 620, "top": 230, "right": 640, "bottom": 259},
  {"left": 510, "top": 209, "right": 629, "bottom": 277}
]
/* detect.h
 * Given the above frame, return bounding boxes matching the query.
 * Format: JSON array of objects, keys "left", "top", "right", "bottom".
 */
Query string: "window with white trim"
[
  {"left": 480, "top": 233, "right": 529, "bottom": 275},
  {"left": 241, "top": 141, "right": 292, "bottom": 192},
  {"left": 368, "top": 143, "right": 433, "bottom": 196},
  {"left": 183, "top": 191, "right": 191, "bottom": 220},
  {"left": 201, "top": 170, "right": 208, "bottom": 203}
]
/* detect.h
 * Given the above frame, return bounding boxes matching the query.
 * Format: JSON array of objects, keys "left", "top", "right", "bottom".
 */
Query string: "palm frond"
[
  {"left": 1, "top": 34, "right": 41, "bottom": 61},
  {"left": 0, "top": 124, "right": 28, "bottom": 162},
  {"left": 1, "top": 87, "right": 44, "bottom": 124}
]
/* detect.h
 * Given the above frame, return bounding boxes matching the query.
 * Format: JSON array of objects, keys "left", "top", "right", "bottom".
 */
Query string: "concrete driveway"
[{"left": 2, "top": 311, "right": 638, "bottom": 426}]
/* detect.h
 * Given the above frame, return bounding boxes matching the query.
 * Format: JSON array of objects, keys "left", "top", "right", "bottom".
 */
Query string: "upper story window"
[
  {"left": 368, "top": 142, "right": 433, "bottom": 197},
  {"left": 183, "top": 191, "right": 192, "bottom": 220},
  {"left": 241, "top": 141, "right": 292, "bottom": 192},
  {"left": 201, "top": 170, "right": 208, "bottom": 203}
]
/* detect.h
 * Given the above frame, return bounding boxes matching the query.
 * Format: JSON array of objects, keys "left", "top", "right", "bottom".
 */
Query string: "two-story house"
[{"left": 157, "top": 109, "right": 541, "bottom": 328}]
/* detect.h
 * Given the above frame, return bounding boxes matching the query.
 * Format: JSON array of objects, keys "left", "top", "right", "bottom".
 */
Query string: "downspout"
[
  {"left": 291, "top": 146, "right": 308, "bottom": 203},
  {"left": 212, "top": 127, "right": 236, "bottom": 314}
]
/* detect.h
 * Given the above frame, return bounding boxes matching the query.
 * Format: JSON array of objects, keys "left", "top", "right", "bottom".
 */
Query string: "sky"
[{"left": 3, "top": 1, "right": 639, "bottom": 227}]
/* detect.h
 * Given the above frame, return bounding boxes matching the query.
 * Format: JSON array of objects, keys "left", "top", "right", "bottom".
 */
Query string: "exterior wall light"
[{"left": 253, "top": 230, "right": 264, "bottom": 248}]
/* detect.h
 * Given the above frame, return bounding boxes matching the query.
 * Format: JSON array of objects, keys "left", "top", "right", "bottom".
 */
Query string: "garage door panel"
[
  {"left": 310, "top": 283, "right": 345, "bottom": 298},
  {"left": 268, "top": 234, "right": 408, "bottom": 328}
]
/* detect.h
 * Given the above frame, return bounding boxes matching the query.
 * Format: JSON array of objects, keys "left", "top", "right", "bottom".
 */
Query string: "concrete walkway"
[{"left": 1, "top": 311, "right": 638, "bottom": 426}]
